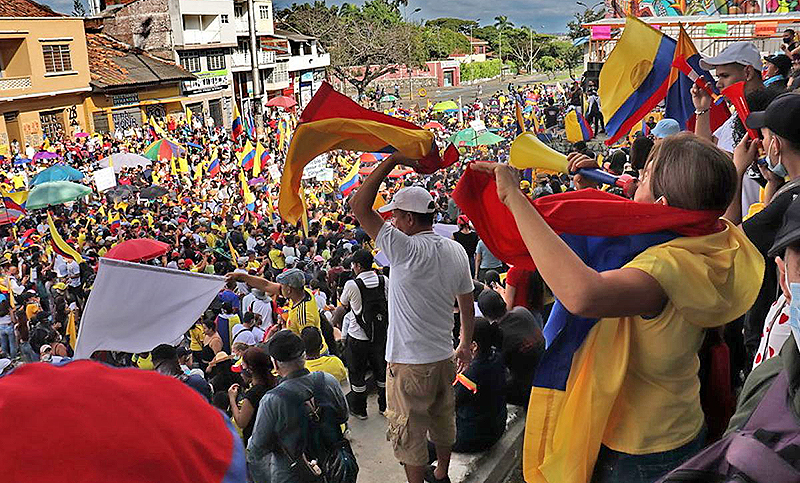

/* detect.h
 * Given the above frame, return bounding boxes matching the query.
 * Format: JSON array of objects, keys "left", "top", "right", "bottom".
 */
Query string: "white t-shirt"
[
  {"left": 340, "top": 271, "right": 389, "bottom": 341},
  {"left": 713, "top": 113, "right": 736, "bottom": 154},
  {"left": 241, "top": 293, "right": 273, "bottom": 328},
  {"left": 231, "top": 324, "right": 256, "bottom": 346},
  {"left": 66, "top": 260, "right": 81, "bottom": 288},
  {"left": 376, "top": 223, "right": 473, "bottom": 364},
  {"left": 713, "top": 112, "right": 761, "bottom": 216}
]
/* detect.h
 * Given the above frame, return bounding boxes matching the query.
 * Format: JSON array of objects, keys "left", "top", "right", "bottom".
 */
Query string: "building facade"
[
  {"left": 101, "top": 0, "right": 236, "bottom": 128},
  {"left": 0, "top": 6, "right": 92, "bottom": 153},
  {"left": 278, "top": 29, "right": 330, "bottom": 108}
]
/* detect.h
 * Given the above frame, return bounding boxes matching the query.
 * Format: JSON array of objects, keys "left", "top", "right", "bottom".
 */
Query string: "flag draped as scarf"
[
  {"left": 452, "top": 165, "right": 763, "bottom": 483},
  {"left": 278, "top": 82, "right": 458, "bottom": 224}
]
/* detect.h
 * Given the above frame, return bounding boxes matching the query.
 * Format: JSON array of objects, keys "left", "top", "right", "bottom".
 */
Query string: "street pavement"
[{"left": 347, "top": 393, "right": 409, "bottom": 483}]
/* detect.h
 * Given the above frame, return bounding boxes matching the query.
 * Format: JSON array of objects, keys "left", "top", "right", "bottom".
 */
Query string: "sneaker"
[
  {"left": 349, "top": 407, "right": 368, "bottom": 420},
  {"left": 424, "top": 465, "right": 450, "bottom": 483}
]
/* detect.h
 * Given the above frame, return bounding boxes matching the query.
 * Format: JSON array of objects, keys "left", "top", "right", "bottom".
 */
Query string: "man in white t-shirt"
[
  {"left": 350, "top": 154, "right": 474, "bottom": 483},
  {"left": 339, "top": 249, "right": 389, "bottom": 420},
  {"left": 692, "top": 41, "right": 765, "bottom": 217}
]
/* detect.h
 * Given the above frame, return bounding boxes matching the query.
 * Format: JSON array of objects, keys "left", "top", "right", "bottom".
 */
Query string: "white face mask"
[
  {"left": 786, "top": 268, "right": 800, "bottom": 350},
  {"left": 768, "top": 138, "right": 789, "bottom": 179}
]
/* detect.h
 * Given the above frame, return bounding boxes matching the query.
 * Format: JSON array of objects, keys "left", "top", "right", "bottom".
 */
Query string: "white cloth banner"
[
  {"left": 74, "top": 258, "right": 225, "bottom": 359},
  {"left": 93, "top": 166, "right": 117, "bottom": 192}
]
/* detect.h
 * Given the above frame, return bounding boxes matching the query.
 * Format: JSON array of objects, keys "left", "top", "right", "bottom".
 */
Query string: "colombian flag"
[
  {"left": 255, "top": 143, "right": 270, "bottom": 177},
  {"left": 208, "top": 157, "right": 220, "bottom": 177},
  {"left": 19, "top": 228, "right": 38, "bottom": 248},
  {"left": 339, "top": 160, "right": 361, "bottom": 196},
  {"left": 232, "top": 104, "right": 244, "bottom": 142},
  {"left": 0, "top": 190, "right": 27, "bottom": 225},
  {"left": 278, "top": 82, "right": 459, "bottom": 224},
  {"left": 564, "top": 110, "right": 593, "bottom": 143},
  {"left": 239, "top": 169, "right": 256, "bottom": 211},
  {"left": 48, "top": 213, "right": 84, "bottom": 263},
  {"left": 239, "top": 140, "right": 256, "bottom": 171},
  {"left": 600, "top": 17, "right": 677, "bottom": 145},
  {"left": 669, "top": 24, "right": 730, "bottom": 133},
  {"left": 453, "top": 165, "right": 763, "bottom": 483}
]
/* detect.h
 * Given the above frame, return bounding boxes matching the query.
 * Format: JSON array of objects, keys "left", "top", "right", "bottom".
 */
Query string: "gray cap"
[{"left": 276, "top": 268, "right": 305, "bottom": 289}]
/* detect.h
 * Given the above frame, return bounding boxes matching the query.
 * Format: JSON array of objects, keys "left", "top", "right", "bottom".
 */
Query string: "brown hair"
[
  {"left": 647, "top": 132, "right": 736, "bottom": 211},
  {"left": 243, "top": 347, "right": 277, "bottom": 388}
]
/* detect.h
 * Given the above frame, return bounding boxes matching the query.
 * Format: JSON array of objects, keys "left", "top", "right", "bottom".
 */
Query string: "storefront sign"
[
  {"left": 440, "top": 60, "right": 459, "bottom": 69},
  {"left": 182, "top": 69, "right": 229, "bottom": 94},
  {"left": 301, "top": 72, "right": 314, "bottom": 83}
]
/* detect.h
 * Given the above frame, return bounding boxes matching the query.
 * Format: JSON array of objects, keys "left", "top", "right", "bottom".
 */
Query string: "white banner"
[
  {"left": 93, "top": 166, "right": 117, "bottom": 192},
  {"left": 74, "top": 258, "right": 225, "bottom": 359},
  {"left": 469, "top": 119, "right": 487, "bottom": 134},
  {"left": 316, "top": 167, "right": 335, "bottom": 182},
  {"left": 268, "top": 164, "right": 281, "bottom": 182},
  {"left": 302, "top": 155, "right": 327, "bottom": 179}
]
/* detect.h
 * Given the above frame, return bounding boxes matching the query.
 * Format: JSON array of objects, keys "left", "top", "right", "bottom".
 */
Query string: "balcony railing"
[
  {"left": 183, "top": 29, "right": 222, "bottom": 45},
  {"left": 231, "top": 50, "right": 276, "bottom": 68},
  {"left": 0, "top": 76, "right": 32, "bottom": 91}
]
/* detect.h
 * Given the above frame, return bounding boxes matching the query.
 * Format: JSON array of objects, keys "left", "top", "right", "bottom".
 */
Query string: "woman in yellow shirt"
[{"left": 473, "top": 133, "right": 762, "bottom": 483}]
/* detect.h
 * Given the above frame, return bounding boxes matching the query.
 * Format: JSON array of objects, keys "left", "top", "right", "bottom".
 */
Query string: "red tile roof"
[
  {"left": 87, "top": 33, "right": 194, "bottom": 88},
  {"left": 0, "top": 0, "right": 64, "bottom": 17}
]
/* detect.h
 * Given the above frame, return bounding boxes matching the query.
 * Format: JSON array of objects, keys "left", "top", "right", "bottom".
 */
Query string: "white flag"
[{"left": 74, "top": 258, "right": 225, "bottom": 359}]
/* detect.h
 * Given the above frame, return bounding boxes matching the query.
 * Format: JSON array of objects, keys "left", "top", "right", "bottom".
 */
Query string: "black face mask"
[{"left": 785, "top": 37, "right": 793, "bottom": 44}]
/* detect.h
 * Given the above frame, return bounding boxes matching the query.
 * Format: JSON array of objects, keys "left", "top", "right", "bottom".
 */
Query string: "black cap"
[
  {"left": 769, "top": 196, "right": 800, "bottom": 257},
  {"left": 268, "top": 330, "right": 305, "bottom": 362},
  {"left": 151, "top": 344, "right": 177, "bottom": 362},
  {"left": 765, "top": 54, "right": 792, "bottom": 77},
  {"left": 746, "top": 93, "right": 800, "bottom": 144}
]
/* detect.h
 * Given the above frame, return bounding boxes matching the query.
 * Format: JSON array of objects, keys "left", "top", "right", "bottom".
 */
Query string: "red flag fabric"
[{"left": 451, "top": 163, "right": 724, "bottom": 271}]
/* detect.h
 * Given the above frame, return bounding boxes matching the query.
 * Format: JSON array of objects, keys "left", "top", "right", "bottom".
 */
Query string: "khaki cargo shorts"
[{"left": 384, "top": 357, "right": 456, "bottom": 466}]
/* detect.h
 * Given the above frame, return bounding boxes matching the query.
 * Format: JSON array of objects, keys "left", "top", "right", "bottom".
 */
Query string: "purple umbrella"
[
  {"left": 248, "top": 177, "right": 267, "bottom": 186},
  {"left": 33, "top": 151, "right": 60, "bottom": 161}
]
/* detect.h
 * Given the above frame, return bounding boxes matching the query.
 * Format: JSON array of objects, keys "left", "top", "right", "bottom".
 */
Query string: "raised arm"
[
  {"left": 349, "top": 153, "right": 406, "bottom": 240},
  {"left": 471, "top": 163, "right": 667, "bottom": 319},
  {"left": 226, "top": 272, "right": 281, "bottom": 297}
]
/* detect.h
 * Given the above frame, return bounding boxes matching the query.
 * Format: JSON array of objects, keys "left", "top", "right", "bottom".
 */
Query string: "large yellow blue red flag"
[
  {"left": 239, "top": 140, "right": 256, "bottom": 171},
  {"left": 453, "top": 166, "right": 763, "bottom": 483},
  {"left": 278, "top": 82, "right": 459, "bottom": 224},
  {"left": 600, "top": 17, "right": 676, "bottom": 145},
  {"left": 565, "top": 110, "right": 594, "bottom": 143}
]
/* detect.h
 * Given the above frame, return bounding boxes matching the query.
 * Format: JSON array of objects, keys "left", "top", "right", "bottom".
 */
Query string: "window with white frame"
[
  {"left": 259, "top": 5, "right": 270, "bottom": 19},
  {"left": 207, "top": 51, "right": 226, "bottom": 71},
  {"left": 179, "top": 53, "right": 201, "bottom": 73},
  {"left": 221, "top": 14, "right": 229, "bottom": 23},
  {"left": 42, "top": 44, "right": 72, "bottom": 73}
]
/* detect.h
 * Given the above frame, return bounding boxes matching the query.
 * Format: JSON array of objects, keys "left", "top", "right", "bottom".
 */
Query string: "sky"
[{"left": 40, "top": 0, "right": 579, "bottom": 34}]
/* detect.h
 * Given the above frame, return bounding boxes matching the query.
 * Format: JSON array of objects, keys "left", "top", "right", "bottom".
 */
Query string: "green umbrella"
[
  {"left": 448, "top": 128, "right": 505, "bottom": 147},
  {"left": 432, "top": 100, "right": 459, "bottom": 112},
  {"left": 27, "top": 181, "right": 92, "bottom": 209},
  {"left": 380, "top": 94, "right": 399, "bottom": 102}
]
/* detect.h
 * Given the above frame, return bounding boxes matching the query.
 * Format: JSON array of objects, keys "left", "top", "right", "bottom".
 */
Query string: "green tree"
[
  {"left": 552, "top": 40, "right": 583, "bottom": 79},
  {"left": 425, "top": 18, "right": 478, "bottom": 35},
  {"left": 493, "top": 15, "right": 514, "bottom": 67},
  {"left": 536, "top": 55, "right": 561, "bottom": 80},
  {"left": 72, "top": 0, "right": 86, "bottom": 16},
  {"left": 360, "top": 0, "right": 403, "bottom": 26},
  {"left": 566, "top": 8, "right": 606, "bottom": 40},
  {"left": 421, "top": 26, "right": 470, "bottom": 59}
]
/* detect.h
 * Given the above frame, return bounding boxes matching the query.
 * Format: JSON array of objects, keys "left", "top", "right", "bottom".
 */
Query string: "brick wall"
[{"left": 102, "top": 0, "right": 174, "bottom": 60}]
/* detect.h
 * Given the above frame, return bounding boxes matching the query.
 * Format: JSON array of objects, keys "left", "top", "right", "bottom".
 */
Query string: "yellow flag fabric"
[
  {"left": 300, "top": 190, "right": 310, "bottom": 238},
  {"left": 254, "top": 142, "right": 265, "bottom": 177},
  {"left": 185, "top": 106, "right": 193, "bottom": 126},
  {"left": 522, "top": 221, "right": 764, "bottom": 483},
  {"left": 228, "top": 239, "right": 240, "bottom": 268},
  {"left": 169, "top": 157, "right": 177, "bottom": 176},
  {"left": 48, "top": 213, "right": 84, "bottom": 264},
  {"left": 239, "top": 169, "right": 256, "bottom": 207},
  {"left": 179, "top": 157, "right": 190, "bottom": 173},
  {"left": 66, "top": 310, "right": 77, "bottom": 350}
]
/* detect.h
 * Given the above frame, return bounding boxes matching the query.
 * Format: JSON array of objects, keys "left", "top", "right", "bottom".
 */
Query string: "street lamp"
[{"left": 469, "top": 18, "right": 480, "bottom": 61}]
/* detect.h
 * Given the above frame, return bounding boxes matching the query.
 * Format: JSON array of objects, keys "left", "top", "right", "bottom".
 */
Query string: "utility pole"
[{"left": 246, "top": 0, "right": 264, "bottom": 137}]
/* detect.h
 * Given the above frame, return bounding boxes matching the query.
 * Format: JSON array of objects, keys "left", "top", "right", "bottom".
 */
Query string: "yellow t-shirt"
[
  {"left": 306, "top": 355, "right": 347, "bottom": 383},
  {"left": 286, "top": 289, "right": 327, "bottom": 354},
  {"left": 269, "top": 248, "right": 285, "bottom": 270},
  {"left": 603, "top": 221, "right": 763, "bottom": 455},
  {"left": 189, "top": 323, "right": 205, "bottom": 352}
]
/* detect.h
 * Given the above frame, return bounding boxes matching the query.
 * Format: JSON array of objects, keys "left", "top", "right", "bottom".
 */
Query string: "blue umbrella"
[
  {"left": 187, "top": 142, "right": 203, "bottom": 149},
  {"left": 13, "top": 157, "right": 31, "bottom": 165},
  {"left": 31, "top": 163, "right": 84, "bottom": 186}
]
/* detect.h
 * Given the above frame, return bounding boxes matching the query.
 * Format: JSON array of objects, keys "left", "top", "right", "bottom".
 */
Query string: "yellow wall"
[
  {"left": 87, "top": 84, "right": 185, "bottom": 132},
  {"left": 0, "top": 18, "right": 91, "bottom": 100},
  {"left": 0, "top": 93, "right": 87, "bottom": 150}
]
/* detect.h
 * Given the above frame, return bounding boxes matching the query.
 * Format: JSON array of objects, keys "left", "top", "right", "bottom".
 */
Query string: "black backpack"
[
  {"left": 271, "top": 372, "right": 358, "bottom": 483},
  {"left": 354, "top": 276, "right": 388, "bottom": 342}
]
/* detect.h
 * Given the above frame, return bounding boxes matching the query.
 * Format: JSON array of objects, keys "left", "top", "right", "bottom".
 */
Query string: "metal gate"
[{"left": 112, "top": 107, "right": 140, "bottom": 131}]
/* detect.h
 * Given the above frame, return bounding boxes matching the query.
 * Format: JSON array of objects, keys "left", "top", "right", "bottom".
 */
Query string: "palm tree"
[{"left": 493, "top": 15, "right": 514, "bottom": 69}]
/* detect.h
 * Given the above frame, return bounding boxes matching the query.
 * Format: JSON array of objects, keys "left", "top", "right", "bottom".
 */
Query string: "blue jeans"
[
  {"left": 0, "top": 323, "right": 17, "bottom": 358},
  {"left": 591, "top": 428, "right": 706, "bottom": 483}
]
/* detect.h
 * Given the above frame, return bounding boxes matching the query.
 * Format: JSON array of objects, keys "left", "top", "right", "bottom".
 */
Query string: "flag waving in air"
[
  {"left": 239, "top": 140, "right": 256, "bottom": 171},
  {"left": 565, "top": 110, "right": 594, "bottom": 143},
  {"left": 278, "top": 82, "right": 459, "bottom": 224},
  {"left": 232, "top": 103, "right": 244, "bottom": 141},
  {"left": 48, "top": 213, "right": 84, "bottom": 263},
  {"left": 239, "top": 170, "right": 256, "bottom": 211},
  {"left": 0, "top": 190, "right": 27, "bottom": 225},
  {"left": 339, "top": 159, "right": 361, "bottom": 196}
]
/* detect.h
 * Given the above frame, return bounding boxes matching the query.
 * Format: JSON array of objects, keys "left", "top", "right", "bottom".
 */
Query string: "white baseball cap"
[
  {"left": 700, "top": 42, "right": 763, "bottom": 71},
  {"left": 378, "top": 186, "right": 436, "bottom": 214}
]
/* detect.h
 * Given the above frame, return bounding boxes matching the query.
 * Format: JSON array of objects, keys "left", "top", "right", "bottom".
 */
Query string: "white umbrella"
[{"left": 99, "top": 153, "right": 152, "bottom": 173}]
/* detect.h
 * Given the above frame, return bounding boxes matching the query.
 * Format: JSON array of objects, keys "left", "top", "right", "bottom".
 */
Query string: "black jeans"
[{"left": 346, "top": 335, "right": 387, "bottom": 413}]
